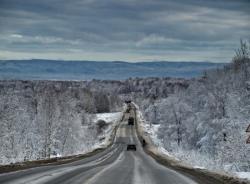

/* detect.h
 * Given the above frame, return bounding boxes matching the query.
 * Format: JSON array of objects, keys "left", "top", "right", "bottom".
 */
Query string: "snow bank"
[
  {"left": 93, "top": 112, "right": 122, "bottom": 123},
  {"left": 235, "top": 172, "right": 250, "bottom": 181},
  {"left": 92, "top": 112, "right": 122, "bottom": 148}
]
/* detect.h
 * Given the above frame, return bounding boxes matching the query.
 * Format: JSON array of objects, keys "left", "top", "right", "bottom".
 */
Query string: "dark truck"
[
  {"left": 128, "top": 117, "right": 134, "bottom": 125},
  {"left": 127, "top": 144, "right": 136, "bottom": 151},
  {"left": 125, "top": 100, "right": 132, "bottom": 104}
]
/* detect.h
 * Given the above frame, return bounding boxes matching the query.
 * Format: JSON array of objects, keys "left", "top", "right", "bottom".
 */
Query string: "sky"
[{"left": 0, "top": 0, "right": 249, "bottom": 62}]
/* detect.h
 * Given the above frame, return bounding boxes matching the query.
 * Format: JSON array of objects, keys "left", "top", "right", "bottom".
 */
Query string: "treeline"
[
  {"left": 83, "top": 77, "right": 189, "bottom": 100},
  {"left": 140, "top": 40, "right": 250, "bottom": 173},
  {"left": 0, "top": 76, "right": 188, "bottom": 164},
  {"left": 0, "top": 80, "right": 121, "bottom": 164}
]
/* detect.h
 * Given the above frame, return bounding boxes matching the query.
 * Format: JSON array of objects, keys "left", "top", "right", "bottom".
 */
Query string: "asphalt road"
[{"left": 0, "top": 109, "right": 197, "bottom": 184}]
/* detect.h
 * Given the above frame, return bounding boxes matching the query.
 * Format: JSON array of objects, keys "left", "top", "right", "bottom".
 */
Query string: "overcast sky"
[{"left": 0, "top": 0, "right": 249, "bottom": 62}]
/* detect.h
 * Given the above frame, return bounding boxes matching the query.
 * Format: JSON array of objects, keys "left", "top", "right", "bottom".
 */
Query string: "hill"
[{"left": 0, "top": 59, "right": 225, "bottom": 80}]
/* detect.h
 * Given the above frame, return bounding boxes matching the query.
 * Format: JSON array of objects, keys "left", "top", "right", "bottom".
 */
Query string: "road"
[{"left": 0, "top": 109, "right": 197, "bottom": 184}]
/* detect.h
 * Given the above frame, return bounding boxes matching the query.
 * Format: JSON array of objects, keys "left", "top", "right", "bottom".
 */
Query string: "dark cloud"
[{"left": 0, "top": 0, "right": 249, "bottom": 62}]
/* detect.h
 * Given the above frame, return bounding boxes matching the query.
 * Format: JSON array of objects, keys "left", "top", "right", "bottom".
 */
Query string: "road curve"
[{"left": 0, "top": 109, "right": 197, "bottom": 184}]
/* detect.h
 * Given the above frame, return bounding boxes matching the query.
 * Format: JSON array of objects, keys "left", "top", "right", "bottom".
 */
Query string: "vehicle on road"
[
  {"left": 128, "top": 117, "right": 134, "bottom": 125},
  {"left": 127, "top": 144, "right": 136, "bottom": 151},
  {"left": 125, "top": 100, "right": 132, "bottom": 104}
]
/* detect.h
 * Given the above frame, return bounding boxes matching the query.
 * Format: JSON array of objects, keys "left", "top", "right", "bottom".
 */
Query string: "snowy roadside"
[
  {"left": 49, "top": 112, "right": 122, "bottom": 158},
  {"left": 134, "top": 103, "right": 180, "bottom": 162},
  {"left": 92, "top": 112, "right": 122, "bottom": 148},
  {"left": 134, "top": 103, "right": 250, "bottom": 183},
  {"left": 236, "top": 173, "right": 250, "bottom": 182},
  {"left": 0, "top": 111, "right": 122, "bottom": 173}
]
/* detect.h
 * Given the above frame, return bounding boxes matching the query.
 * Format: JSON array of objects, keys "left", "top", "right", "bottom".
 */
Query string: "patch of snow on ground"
[
  {"left": 193, "top": 166, "right": 206, "bottom": 169},
  {"left": 235, "top": 172, "right": 250, "bottom": 181},
  {"left": 93, "top": 112, "right": 122, "bottom": 148},
  {"left": 50, "top": 153, "right": 62, "bottom": 158},
  {"left": 94, "top": 112, "right": 122, "bottom": 123}
]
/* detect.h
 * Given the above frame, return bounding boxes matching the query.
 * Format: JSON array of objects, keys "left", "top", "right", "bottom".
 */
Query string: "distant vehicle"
[
  {"left": 127, "top": 144, "right": 136, "bottom": 151},
  {"left": 125, "top": 100, "right": 132, "bottom": 104},
  {"left": 128, "top": 117, "right": 134, "bottom": 125}
]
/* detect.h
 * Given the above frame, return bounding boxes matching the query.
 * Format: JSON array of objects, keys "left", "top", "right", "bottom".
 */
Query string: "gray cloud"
[{"left": 0, "top": 0, "right": 249, "bottom": 62}]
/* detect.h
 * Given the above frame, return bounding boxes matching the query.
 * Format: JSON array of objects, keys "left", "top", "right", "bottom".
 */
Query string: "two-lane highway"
[{"left": 0, "top": 109, "right": 197, "bottom": 184}]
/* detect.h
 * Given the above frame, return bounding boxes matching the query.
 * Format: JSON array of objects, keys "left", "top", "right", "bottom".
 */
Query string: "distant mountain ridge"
[{"left": 0, "top": 59, "right": 226, "bottom": 80}]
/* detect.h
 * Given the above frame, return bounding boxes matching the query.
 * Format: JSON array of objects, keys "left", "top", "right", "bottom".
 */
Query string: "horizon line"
[{"left": 0, "top": 58, "right": 228, "bottom": 64}]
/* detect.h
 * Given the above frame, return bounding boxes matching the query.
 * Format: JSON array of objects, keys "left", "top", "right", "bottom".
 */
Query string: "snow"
[
  {"left": 134, "top": 105, "right": 176, "bottom": 159},
  {"left": 0, "top": 80, "right": 124, "bottom": 165},
  {"left": 93, "top": 112, "right": 121, "bottom": 123},
  {"left": 137, "top": 104, "right": 250, "bottom": 181},
  {"left": 158, "top": 147, "right": 177, "bottom": 159},
  {"left": 193, "top": 166, "right": 206, "bottom": 170},
  {"left": 92, "top": 112, "right": 122, "bottom": 148},
  {"left": 50, "top": 153, "right": 62, "bottom": 158},
  {"left": 133, "top": 59, "right": 250, "bottom": 179},
  {"left": 235, "top": 172, "right": 250, "bottom": 181}
]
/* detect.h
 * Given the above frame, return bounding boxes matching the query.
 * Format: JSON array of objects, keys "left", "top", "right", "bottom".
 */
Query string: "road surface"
[{"left": 0, "top": 109, "right": 197, "bottom": 184}]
